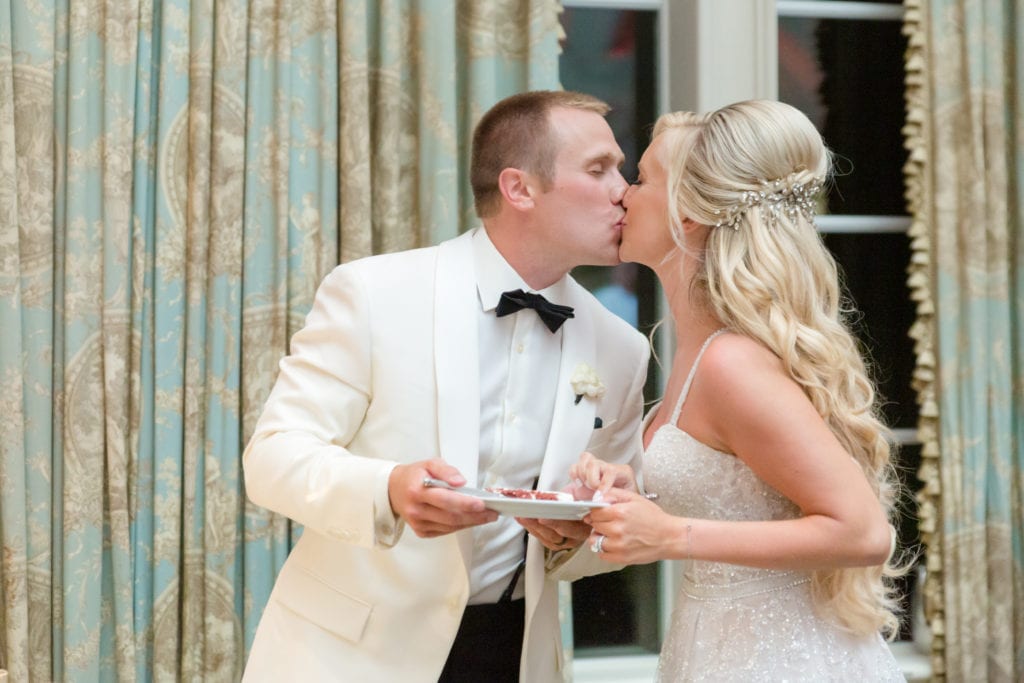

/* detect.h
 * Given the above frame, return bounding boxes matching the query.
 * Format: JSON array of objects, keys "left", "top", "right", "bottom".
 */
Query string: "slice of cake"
[{"left": 485, "top": 487, "right": 573, "bottom": 502}]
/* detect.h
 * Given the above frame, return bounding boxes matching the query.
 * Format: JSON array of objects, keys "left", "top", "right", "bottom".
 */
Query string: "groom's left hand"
[{"left": 516, "top": 518, "right": 591, "bottom": 552}]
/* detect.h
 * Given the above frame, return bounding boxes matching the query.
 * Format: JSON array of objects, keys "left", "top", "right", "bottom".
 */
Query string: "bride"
[{"left": 572, "top": 100, "right": 907, "bottom": 681}]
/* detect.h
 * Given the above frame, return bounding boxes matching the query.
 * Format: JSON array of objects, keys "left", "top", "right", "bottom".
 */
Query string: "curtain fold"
[
  {"left": 903, "top": 0, "right": 1024, "bottom": 680},
  {"left": 0, "top": 1, "right": 561, "bottom": 679}
]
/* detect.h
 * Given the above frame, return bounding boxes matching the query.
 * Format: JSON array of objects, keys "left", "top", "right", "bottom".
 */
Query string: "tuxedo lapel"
[
  {"left": 525, "top": 286, "right": 597, "bottom": 630},
  {"left": 433, "top": 231, "right": 481, "bottom": 485},
  {"left": 434, "top": 232, "right": 482, "bottom": 570}
]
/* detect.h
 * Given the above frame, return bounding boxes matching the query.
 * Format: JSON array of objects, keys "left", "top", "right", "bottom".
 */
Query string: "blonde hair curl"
[{"left": 655, "top": 100, "right": 905, "bottom": 638}]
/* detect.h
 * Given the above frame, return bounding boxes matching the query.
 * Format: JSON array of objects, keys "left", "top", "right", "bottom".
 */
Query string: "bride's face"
[{"left": 619, "top": 134, "right": 675, "bottom": 268}]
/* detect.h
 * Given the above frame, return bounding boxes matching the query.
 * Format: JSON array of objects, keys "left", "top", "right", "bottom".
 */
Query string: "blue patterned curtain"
[
  {"left": 903, "top": 0, "right": 1024, "bottom": 679},
  {"left": 0, "top": 1, "right": 561, "bottom": 679}
]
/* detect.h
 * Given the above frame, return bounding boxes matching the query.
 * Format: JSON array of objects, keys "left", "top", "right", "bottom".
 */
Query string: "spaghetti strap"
[{"left": 668, "top": 328, "right": 729, "bottom": 425}]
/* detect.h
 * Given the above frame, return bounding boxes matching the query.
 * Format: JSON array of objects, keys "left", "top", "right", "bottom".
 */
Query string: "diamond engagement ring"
[{"left": 591, "top": 534, "right": 605, "bottom": 553}]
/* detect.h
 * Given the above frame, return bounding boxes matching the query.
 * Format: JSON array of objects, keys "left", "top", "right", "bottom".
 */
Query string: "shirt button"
[
  {"left": 509, "top": 413, "right": 518, "bottom": 423},
  {"left": 516, "top": 343, "right": 525, "bottom": 353}
]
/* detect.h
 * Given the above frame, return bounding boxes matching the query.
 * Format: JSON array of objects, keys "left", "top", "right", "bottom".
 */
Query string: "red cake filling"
[{"left": 486, "top": 487, "right": 570, "bottom": 501}]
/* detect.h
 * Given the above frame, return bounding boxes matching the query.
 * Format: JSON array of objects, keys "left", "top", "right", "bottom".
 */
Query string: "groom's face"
[{"left": 529, "top": 107, "right": 628, "bottom": 268}]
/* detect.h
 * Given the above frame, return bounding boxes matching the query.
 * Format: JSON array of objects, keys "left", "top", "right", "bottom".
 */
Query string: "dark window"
[
  {"left": 780, "top": 16, "right": 908, "bottom": 215},
  {"left": 560, "top": 6, "right": 662, "bottom": 656}
]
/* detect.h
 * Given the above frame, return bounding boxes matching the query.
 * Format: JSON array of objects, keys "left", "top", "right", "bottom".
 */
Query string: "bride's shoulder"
[
  {"left": 701, "top": 332, "right": 782, "bottom": 376},
  {"left": 692, "top": 333, "right": 794, "bottom": 415}
]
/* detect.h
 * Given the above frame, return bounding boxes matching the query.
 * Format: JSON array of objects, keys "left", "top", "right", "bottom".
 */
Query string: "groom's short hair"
[{"left": 471, "top": 90, "right": 610, "bottom": 218}]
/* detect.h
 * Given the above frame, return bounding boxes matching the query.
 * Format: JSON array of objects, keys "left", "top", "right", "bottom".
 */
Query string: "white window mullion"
[
  {"left": 666, "top": 0, "right": 778, "bottom": 111},
  {"left": 560, "top": 0, "right": 663, "bottom": 9},
  {"left": 816, "top": 215, "right": 912, "bottom": 234},
  {"left": 777, "top": 1, "right": 905, "bottom": 21},
  {"left": 891, "top": 428, "right": 922, "bottom": 446}
]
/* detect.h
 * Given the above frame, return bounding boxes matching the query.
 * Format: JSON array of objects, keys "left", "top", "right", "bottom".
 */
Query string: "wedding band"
[{"left": 591, "top": 534, "right": 605, "bottom": 554}]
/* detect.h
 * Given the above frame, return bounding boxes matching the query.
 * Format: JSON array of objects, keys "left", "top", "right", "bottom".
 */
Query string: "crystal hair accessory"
[{"left": 712, "top": 176, "right": 823, "bottom": 231}]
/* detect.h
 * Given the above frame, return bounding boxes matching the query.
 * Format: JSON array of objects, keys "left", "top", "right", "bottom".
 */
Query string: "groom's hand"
[
  {"left": 388, "top": 458, "right": 499, "bottom": 538},
  {"left": 517, "top": 518, "right": 591, "bottom": 552}
]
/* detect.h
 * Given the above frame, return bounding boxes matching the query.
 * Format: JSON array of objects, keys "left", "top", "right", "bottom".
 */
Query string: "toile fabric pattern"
[
  {"left": 902, "top": 1, "right": 1024, "bottom": 680},
  {"left": 642, "top": 333, "right": 904, "bottom": 682},
  {"left": 0, "top": 1, "right": 561, "bottom": 680}
]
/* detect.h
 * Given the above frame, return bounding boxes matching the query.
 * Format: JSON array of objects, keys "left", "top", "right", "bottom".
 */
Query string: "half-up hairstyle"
[{"left": 656, "top": 100, "right": 904, "bottom": 638}]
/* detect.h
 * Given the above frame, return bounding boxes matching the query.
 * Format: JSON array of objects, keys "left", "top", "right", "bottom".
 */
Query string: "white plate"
[
  {"left": 422, "top": 478, "right": 609, "bottom": 520},
  {"left": 480, "top": 495, "right": 609, "bottom": 520}
]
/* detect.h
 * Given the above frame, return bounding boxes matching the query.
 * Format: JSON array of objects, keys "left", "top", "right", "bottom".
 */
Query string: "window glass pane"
[
  {"left": 559, "top": 8, "right": 657, "bottom": 186},
  {"left": 559, "top": 6, "right": 659, "bottom": 330},
  {"left": 571, "top": 567, "right": 662, "bottom": 655},
  {"left": 823, "top": 233, "right": 918, "bottom": 429},
  {"left": 559, "top": 7, "right": 662, "bottom": 656},
  {"left": 779, "top": 17, "right": 908, "bottom": 215}
]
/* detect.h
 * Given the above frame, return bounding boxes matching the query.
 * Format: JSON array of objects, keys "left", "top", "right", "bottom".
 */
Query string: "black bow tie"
[{"left": 496, "top": 289, "right": 575, "bottom": 333}]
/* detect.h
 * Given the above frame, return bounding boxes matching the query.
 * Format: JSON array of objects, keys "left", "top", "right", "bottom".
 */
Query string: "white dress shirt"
[{"left": 468, "top": 227, "right": 567, "bottom": 603}]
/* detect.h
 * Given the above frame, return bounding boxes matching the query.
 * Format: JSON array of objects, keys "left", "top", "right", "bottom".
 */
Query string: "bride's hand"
[
  {"left": 584, "top": 488, "right": 678, "bottom": 565},
  {"left": 569, "top": 451, "right": 638, "bottom": 500}
]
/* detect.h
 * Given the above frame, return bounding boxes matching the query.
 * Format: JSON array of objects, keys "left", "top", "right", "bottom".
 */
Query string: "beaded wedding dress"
[{"left": 642, "top": 331, "right": 905, "bottom": 682}]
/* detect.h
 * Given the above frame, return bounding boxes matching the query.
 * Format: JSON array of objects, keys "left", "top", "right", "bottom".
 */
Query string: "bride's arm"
[{"left": 587, "top": 334, "right": 893, "bottom": 570}]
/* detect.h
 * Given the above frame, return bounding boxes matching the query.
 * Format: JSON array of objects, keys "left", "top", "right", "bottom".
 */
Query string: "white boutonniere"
[{"left": 570, "top": 363, "right": 605, "bottom": 405}]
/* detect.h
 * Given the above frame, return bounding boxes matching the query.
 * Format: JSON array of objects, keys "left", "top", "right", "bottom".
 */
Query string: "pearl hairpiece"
[{"left": 712, "top": 176, "right": 823, "bottom": 231}]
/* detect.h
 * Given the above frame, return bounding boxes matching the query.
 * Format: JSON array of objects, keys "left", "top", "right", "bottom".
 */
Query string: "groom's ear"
[{"left": 498, "top": 168, "right": 536, "bottom": 211}]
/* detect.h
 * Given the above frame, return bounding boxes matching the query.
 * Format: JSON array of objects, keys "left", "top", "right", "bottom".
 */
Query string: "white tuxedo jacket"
[{"left": 243, "top": 229, "right": 649, "bottom": 682}]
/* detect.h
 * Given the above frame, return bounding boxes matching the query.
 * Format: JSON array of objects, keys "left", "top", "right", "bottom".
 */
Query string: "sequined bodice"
[
  {"left": 643, "top": 327, "right": 802, "bottom": 585},
  {"left": 641, "top": 328, "right": 804, "bottom": 589},
  {"left": 642, "top": 423, "right": 802, "bottom": 586},
  {"left": 644, "top": 424, "right": 800, "bottom": 522}
]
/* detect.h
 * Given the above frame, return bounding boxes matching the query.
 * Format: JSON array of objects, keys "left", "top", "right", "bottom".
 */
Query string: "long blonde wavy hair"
[{"left": 654, "top": 100, "right": 904, "bottom": 638}]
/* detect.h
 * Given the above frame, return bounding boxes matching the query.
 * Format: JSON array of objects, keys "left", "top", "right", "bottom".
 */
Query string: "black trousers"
[{"left": 437, "top": 598, "right": 526, "bottom": 683}]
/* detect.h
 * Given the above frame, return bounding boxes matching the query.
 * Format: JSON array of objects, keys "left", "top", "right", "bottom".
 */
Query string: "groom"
[{"left": 242, "top": 90, "right": 649, "bottom": 683}]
